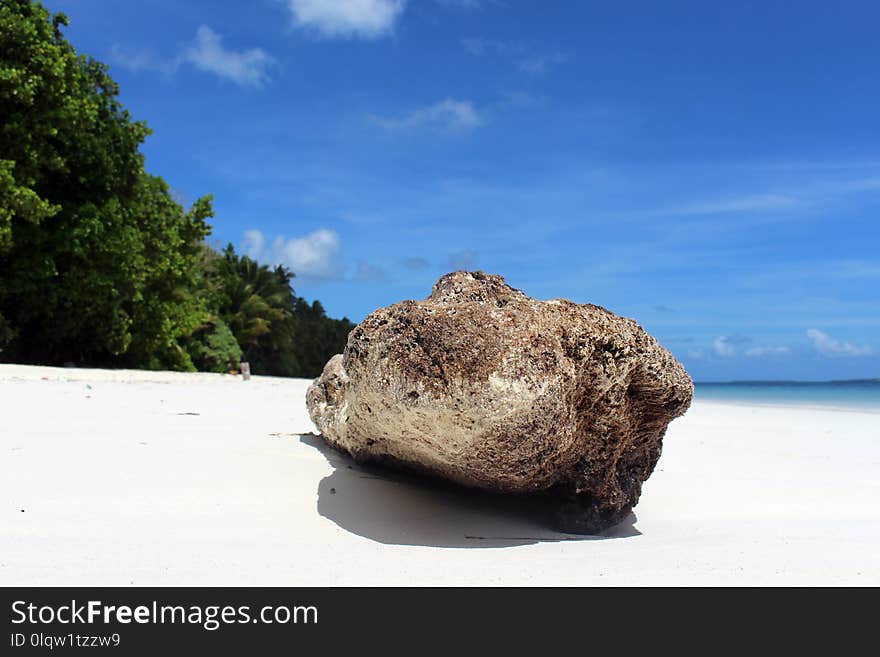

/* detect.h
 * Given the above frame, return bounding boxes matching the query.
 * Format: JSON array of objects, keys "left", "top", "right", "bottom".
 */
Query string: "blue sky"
[{"left": 51, "top": 0, "right": 879, "bottom": 381}]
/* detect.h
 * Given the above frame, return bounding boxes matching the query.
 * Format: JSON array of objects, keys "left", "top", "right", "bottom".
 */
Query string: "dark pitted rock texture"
[{"left": 307, "top": 271, "right": 693, "bottom": 534}]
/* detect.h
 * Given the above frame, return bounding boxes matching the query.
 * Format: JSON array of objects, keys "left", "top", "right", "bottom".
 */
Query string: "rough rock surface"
[{"left": 307, "top": 271, "right": 693, "bottom": 533}]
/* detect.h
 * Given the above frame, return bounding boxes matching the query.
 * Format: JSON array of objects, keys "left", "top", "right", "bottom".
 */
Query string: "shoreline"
[
  {"left": 692, "top": 396, "right": 880, "bottom": 415},
  {"left": 3, "top": 364, "right": 878, "bottom": 415}
]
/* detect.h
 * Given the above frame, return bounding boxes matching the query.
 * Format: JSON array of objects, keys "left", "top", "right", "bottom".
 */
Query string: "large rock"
[{"left": 307, "top": 271, "right": 693, "bottom": 533}]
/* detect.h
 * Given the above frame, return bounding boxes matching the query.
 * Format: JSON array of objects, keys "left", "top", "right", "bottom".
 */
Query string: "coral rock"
[{"left": 307, "top": 271, "right": 693, "bottom": 533}]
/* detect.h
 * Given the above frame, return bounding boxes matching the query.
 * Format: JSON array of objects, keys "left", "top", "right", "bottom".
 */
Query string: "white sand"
[{"left": 1, "top": 364, "right": 878, "bottom": 586}]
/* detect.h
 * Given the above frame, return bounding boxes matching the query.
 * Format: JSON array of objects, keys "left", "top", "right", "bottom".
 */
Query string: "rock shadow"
[{"left": 300, "top": 433, "right": 641, "bottom": 548}]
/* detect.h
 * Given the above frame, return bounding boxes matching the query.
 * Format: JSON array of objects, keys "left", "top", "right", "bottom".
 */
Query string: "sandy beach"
[{"left": 2, "top": 364, "right": 878, "bottom": 586}]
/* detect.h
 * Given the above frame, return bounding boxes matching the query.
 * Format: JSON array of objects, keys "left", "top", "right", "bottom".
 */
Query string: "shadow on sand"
[{"left": 300, "top": 433, "right": 641, "bottom": 548}]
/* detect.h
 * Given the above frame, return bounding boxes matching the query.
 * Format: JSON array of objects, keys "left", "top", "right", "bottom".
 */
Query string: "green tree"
[
  {"left": 290, "top": 298, "right": 355, "bottom": 378},
  {"left": 212, "top": 245, "right": 299, "bottom": 376},
  {"left": 0, "top": 1, "right": 212, "bottom": 367},
  {"left": 206, "top": 245, "right": 355, "bottom": 378},
  {"left": 1, "top": 1, "right": 354, "bottom": 377},
  {"left": 184, "top": 317, "right": 242, "bottom": 374}
]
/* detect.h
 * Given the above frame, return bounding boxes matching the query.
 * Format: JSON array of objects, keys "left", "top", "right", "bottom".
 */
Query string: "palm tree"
[{"left": 216, "top": 245, "right": 297, "bottom": 374}]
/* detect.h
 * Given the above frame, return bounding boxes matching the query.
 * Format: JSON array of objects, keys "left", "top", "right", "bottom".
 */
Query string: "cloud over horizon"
[
  {"left": 713, "top": 334, "right": 752, "bottom": 358},
  {"left": 806, "top": 329, "right": 873, "bottom": 357},
  {"left": 745, "top": 346, "right": 792, "bottom": 358}
]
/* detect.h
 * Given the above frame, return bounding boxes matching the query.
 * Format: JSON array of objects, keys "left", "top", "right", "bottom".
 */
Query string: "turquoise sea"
[{"left": 694, "top": 380, "right": 880, "bottom": 411}]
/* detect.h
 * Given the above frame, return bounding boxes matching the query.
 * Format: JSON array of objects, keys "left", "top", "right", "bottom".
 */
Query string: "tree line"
[{"left": 0, "top": 0, "right": 353, "bottom": 377}]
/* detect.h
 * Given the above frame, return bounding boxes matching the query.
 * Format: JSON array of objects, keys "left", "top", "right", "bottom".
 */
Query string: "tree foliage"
[
  {"left": 290, "top": 297, "right": 355, "bottom": 378},
  {"left": 184, "top": 317, "right": 242, "bottom": 374},
  {"left": 0, "top": 0, "right": 212, "bottom": 367},
  {"left": 0, "top": 1, "right": 353, "bottom": 376},
  {"left": 212, "top": 245, "right": 298, "bottom": 376},
  {"left": 205, "top": 245, "right": 355, "bottom": 378}
]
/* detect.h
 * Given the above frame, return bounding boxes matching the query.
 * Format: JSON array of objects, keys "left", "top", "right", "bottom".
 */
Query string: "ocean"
[{"left": 694, "top": 380, "right": 880, "bottom": 411}]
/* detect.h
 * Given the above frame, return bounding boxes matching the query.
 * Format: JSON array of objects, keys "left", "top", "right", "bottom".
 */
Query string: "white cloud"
[
  {"left": 713, "top": 334, "right": 751, "bottom": 358},
  {"left": 183, "top": 26, "right": 275, "bottom": 87},
  {"left": 745, "top": 346, "right": 792, "bottom": 358},
  {"left": 373, "top": 99, "right": 483, "bottom": 132},
  {"left": 242, "top": 229, "right": 266, "bottom": 260},
  {"left": 287, "top": 0, "right": 405, "bottom": 38},
  {"left": 806, "top": 329, "right": 873, "bottom": 357},
  {"left": 713, "top": 336, "right": 736, "bottom": 358},
  {"left": 110, "top": 28, "right": 274, "bottom": 87},
  {"left": 243, "top": 228, "right": 342, "bottom": 279}
]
